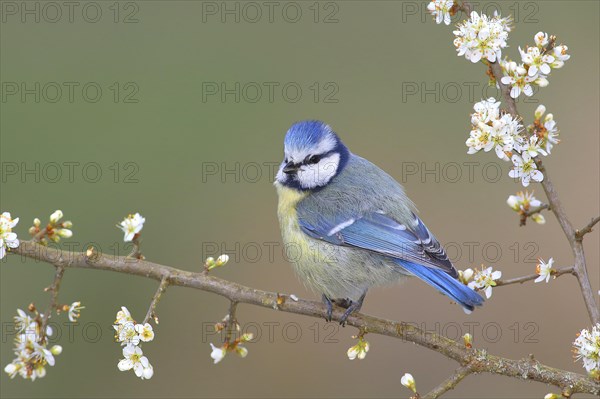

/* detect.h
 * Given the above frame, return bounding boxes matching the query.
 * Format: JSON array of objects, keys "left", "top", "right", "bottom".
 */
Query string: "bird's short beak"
[{"left": 282, "top": 161, "right": 300, "bottom": 175}]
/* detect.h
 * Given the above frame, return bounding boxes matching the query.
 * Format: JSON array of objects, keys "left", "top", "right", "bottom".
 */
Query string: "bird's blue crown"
[{"left": 284, "top": 121, "right": 336, "bottom": 154}]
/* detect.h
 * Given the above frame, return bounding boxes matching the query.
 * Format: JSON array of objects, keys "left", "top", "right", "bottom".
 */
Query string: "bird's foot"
[
  {"left": 323, "top": 292, "right": 367, "bottom": 325},
  {"left": 338, "top": 292, "right": 368, "bottom": 326},
  {"left": 322, "top": 294, "right": 333, "bottom": 322},
  {"left": 339, "top": 302, "right": 361, "bottom": 326}
]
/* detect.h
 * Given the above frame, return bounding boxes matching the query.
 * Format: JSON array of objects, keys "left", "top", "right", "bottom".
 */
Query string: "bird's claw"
[
  {"left": 323, "top": 292, "right": 367, "bottom": 326},
  {"left": 339, "top": 302, "right": 359, "bottom": 326},
  {"left": 322, "top": 294, "right": 333, "bottom": 322}
]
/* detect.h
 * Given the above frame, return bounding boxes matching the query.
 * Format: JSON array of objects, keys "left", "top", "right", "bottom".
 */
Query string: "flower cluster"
[
  {"left": 534, "top": 258, "right": 555, "bottom": 284},
  {"left": 507, "top": 191, "right": 546, "bottom": 224},
  {"left": 118, "top": 213, "right": 145, "bottom": 242},
  {"left": 4, "top": 308, "right": 62, "bottom": 381},
  {"left": 466, "top": 98, "right": 522, "bottom": 161},
  {"left": 509, "top": 105, "right": 560, "bottom": 186},
  {"left": 210, "top": 333, "right": 253, "bottom": 364},
  {"left": 0, "top": 212, "right": 20, "bottom": 259},
  {"left": 347, "top": 336, "right": 370, "bottom": 360},
  {"left": 114, "top": 306, "right": 154, "bottom": 379},
  {"left": 28, "top": 210, "right": 73, "bottom": 245},
  {"left": 427, "top": 0, "right": 455, "bottom": 25},
  {"left": 453, "top": 11, "right": 511, "bottom": 63},
  {"left": 572, "top": 324, "right": 600, "bottom": 374},
  {"left": 466, "top": 99, "right": 557, "bottom": 187},
  {"left": 463, "top": 266, "right": 502, "bottom": 299},
  {"left": 500, "top": 32, "right": 569, "bottom": 98}
]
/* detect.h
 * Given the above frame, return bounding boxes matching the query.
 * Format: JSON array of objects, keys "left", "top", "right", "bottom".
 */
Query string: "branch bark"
[
  {"left": 10, "top": 241, "right": 599, "bottom": 395},
  {"left": 143, "top": 276, "right": 169, "bottom": 325},
  {"left": 496, "top": 266, "right": 574, "bottom": 286},
  {"left": 40, "top": 266, "right": 65, "bottom": 343},
  {"left": 422, "top": 364, "right": 474, "bottom": 399},
  {"left": 576, "top": 216, "right": 600, "bottom": 241}
]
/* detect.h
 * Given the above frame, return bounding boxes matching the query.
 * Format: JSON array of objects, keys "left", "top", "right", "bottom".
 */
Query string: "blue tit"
[{"left": 274, "top": 120, "right": 484, "bottom": 324}]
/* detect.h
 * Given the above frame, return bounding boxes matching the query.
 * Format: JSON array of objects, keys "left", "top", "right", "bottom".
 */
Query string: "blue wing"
[
  {"left": 297, "top": 208, "right": 484, "bottom": 310},
  {"left": 299, "top": 210, "right": 457, "bottom": 276}
]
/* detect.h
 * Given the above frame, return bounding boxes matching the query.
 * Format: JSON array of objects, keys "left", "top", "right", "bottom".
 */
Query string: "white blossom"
[
  {"left": 500, "top": 61, "right": 536, "bottom": 98},
  {"left": 573, "top": 324, "right": 600, "bottom": 373},
  {"left": 509, "top": 152, "right": 543, "bottom": 187},
  {"left": 551, "top": 45, "right": 570, "bottom": 68},
  {"left": 506, "top": 190, "right": 541, "bottom": 212},
  {"left": 520, "top": 135, "right": 547, "bottom": 158},
  {"left": 68, "top": 301, "right": 84, "bottom": 322},
  {"left": 117, "top": 322, "right": 141, "bottom": 346},
  {"left": 468, "top": 266, "right": 501, "bottom": 299},
  {"left": 459, "top": 268, "right": 474, "bottom": 285},
  {"left": 0, "top": 212, "right": 20, "bottom": 259},
  {"left": 135, "top": 323, "right": 155, "bottom": 342},
  {"left": 427, "top": 0, "right": 454, "bottom": 25},
  {"left": 118, "top": 213, "right": 145, "bottom": 242},
  {"left": 520, "top": 46, "right": 554, "bottom": 77},
  {"left": 401, "top": 373, "right": 417, "bottom": 393},
  {"left": 534, "top": 31, "right": 549, "bottom": 47},
  {"left": 534, "top": 258, "right": 554, "bottom": 283},
  {"left": 115, "top": 306, "right": 134, "bottom": 325},
  {"left": 453, "top": 11, "right": 511, "bottom": 63},
  {"left": 118, "top": 344, "right": 153, "bottom": 379},
  {"left": 210, "top": 343, "right": 226, "bottom": 364}
]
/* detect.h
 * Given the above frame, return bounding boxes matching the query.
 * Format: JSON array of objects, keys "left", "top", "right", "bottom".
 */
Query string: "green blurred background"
[{"left": 1, "top": 1, "right": 598, "bottom": 397}]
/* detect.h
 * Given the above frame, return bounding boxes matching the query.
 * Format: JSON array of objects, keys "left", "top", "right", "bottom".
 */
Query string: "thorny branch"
[
  {"left": 11, "top": 241, "right": 600, "bottom": 395},
  {"left": 143, "top": 276, "right": 169, "bottom": 325},
  {"left": 576, "top": 216, "right": 600, "bottom": 241},
  {"left": 422, "top": 364, "right": 475, "bottom": 399},
  {"left": 520, "top": 203, "right": 550, "bottom": 226},
  {"left": 39, "top": 266, "right": 65, "bottom": 344},
  {"left": 496, "top": 266, "right": 574, "bottom": 286}
]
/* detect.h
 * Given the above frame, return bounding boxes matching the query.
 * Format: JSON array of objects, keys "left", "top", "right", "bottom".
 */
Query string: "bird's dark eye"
[{"left": 307, "top": 155, "right": 321, "bottom": 164}]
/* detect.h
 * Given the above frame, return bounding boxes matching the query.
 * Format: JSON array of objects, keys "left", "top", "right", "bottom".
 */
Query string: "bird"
[{"left": 274, "top": 120, "right": 484, "bottom": 324}]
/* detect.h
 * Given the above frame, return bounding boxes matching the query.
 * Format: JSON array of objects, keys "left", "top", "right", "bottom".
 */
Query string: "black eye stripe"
[{"left": 303, "top": 150, "right": 337, "bottom": 165}]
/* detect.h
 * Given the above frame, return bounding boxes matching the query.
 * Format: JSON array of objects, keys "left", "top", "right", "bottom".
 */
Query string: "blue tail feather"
[{"left": 396, "top": 260, "right": 484, "bottom": 311}]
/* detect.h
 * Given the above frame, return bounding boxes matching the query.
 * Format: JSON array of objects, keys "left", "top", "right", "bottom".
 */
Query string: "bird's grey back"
[{"left": 298, "top": 153, "right": 417, "bottom": 225}]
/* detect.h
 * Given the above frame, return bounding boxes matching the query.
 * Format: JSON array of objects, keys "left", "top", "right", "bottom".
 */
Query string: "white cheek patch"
[{"left": 297, "top": 153, "right": 340, "bottom": 189}]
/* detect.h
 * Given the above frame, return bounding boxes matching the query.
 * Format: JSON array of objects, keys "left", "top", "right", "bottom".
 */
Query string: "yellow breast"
[{"left": 275, "top": 182, "right": 310, "bottom": 250}]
